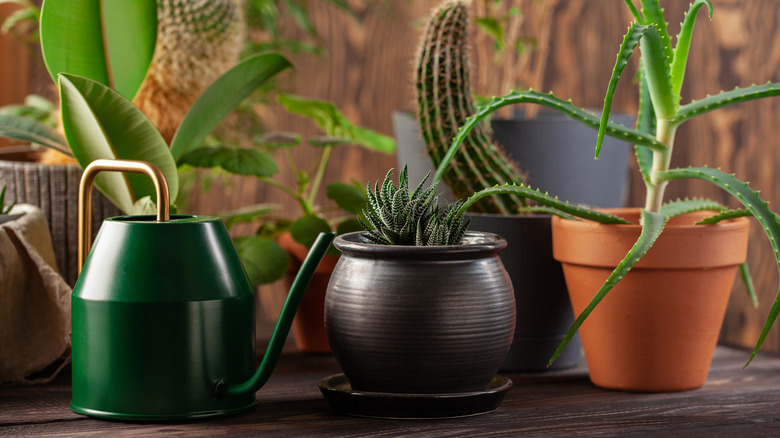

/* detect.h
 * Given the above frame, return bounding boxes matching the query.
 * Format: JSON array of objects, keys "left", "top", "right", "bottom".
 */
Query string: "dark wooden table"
[{"left": 2, "top": 345, "right": 780, "bottom": 437}]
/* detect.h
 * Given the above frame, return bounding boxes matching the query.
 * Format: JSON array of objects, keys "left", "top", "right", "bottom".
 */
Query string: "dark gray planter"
[
  {"left": 0, "top": 159, "right": 122, "bottom": 286},
  {"left": 467, "top": 213, "right": 582, "bottom": 371},
  {"left": 325, "top": 231, "right": 515, "bottom": 394}
]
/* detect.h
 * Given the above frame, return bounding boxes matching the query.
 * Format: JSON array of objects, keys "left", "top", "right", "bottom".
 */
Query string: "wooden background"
[{"left": 2, "top": 0, "right": 779, "bottom": 353}]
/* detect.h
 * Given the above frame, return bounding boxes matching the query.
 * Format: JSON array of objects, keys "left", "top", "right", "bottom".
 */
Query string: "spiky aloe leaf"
[
  {"left": 549, "top": 210, "right": 668, "bottom": 365},
  {"left": 673, "top": 83, "right": 780, "bottom": 125},
  {"left": 656, "top": 166, "right": 780, "bottom": 366},
  {"left": 434, "top": 90, "right": 666, "bottom": 184},
  {"left": 659, "top": 198, "right": 727, "bottom": 218},
  {"left": 670, "top": 0, "right": 713, "bottom": 106},
  {"left": 696, "top": 209, "right": 753, "bottom": 225},
  {"left": 740, "top": 262, "right": 759, "bottom": 309},
  {"left": 635, "top": 65, "right": 656, "bottom": 184},
  {"left": 457, "top": 184, "right": 631, "bottom": 225},
  {"left": 640, "top": 0, "right": 674, "bottom": 66},
  {"left": 516, "top": 206, "right": 579, "bottom": 221}
]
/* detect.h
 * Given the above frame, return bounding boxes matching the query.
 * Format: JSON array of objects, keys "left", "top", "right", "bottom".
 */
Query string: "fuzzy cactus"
[{"left": 414, "top": 0, "right": 526, "bottom": 214}]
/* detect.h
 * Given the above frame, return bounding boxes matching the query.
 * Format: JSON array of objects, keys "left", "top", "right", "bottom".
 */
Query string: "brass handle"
[{"left": 78, "top": 159, "right": 171, "bottom": 272}]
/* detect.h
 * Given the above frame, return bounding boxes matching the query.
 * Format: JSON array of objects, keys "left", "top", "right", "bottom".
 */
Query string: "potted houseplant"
[
  {"left": 0, "top": 0, "right": 246, "bottom": 285},
  {"left": 321, "top": 167, "right": 514, "bottom": 418},
  {"left": 0, "top": 184, "right": 71, "bottom": 384},
  {"left": 429, "top": 0, "right": 780, "bottom": 392}
]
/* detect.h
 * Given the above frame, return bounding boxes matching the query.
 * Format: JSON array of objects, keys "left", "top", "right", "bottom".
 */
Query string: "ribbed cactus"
[
  {"left": 415, "top": 0, "right": 526, "bottom": 214},
  {"left": 133, "top": 0, "right": 245, "bottom": 143}
]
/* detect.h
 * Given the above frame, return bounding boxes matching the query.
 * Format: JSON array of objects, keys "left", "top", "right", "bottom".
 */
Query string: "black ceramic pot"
[
  {"left": 325, "top": 231, "right": 516, "bottom": 394},
  {"left": 467, "top": 213, "right": 582, "bottom": 371}
]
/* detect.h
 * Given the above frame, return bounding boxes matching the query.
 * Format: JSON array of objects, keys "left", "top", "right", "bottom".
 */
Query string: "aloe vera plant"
[{"left": 431, "top": 0, "right": 780, "bottom": 366}]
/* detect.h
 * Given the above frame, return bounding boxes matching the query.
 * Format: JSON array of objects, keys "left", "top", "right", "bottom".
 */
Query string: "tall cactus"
[{"left": 415, "top": 0, "right": 526, "bottom": 213}]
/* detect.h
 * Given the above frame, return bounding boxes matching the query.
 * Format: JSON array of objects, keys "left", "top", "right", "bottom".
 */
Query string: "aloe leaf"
[
  {"left": 434, "top": 90, "right": 665, "bottom": 184},
  {"left": 40, "top": 0, "right": 156, "bottom": 99},
  {"left": 695, "top": 208, "right": 753, "bottom": 225},
  {"left": 635, "top": 66, "right": 656, "bottom": 184},
  {"left": 740, "top": 262, "right": 759, "bottom": 309},
  {"left": 178, "top": 146, "right": 278, "bottom": 178},
  {"left": 516, "top": 206, "right": 579, "bottom": 221},
  {"left": 596, "top": 22, "right": 652, "bottom": 158},
  {"left": 457, "top": 184, "right": 631, "bottom": 225},
  {"left": 659, "top": 198, "right": 727, "bottom": 218},
  {"left": 656, "top": 166, "right": 780, "bottom": 366},
  {"left": 0, "top": 114, "right": 69, "bottom": 154},
  {"left": 670, "top": 0, "right": 713, "bottom": 106},
  {"left": 640, "top": 0, "right": 674, "bottom": 66},
  {"left": 59, "top": 74, "right": 178, "bottom": 213},
  {"left": 278, "top": 93, "right": 395, "bottom": 154},
  {"left": 674, "top": 83, "right": 780, "bottom": 125},
  {"left": 623, "top": 0, "right": 643, "bottom": 22},
  {"left": 170, "top": 52, "right": 293, "bottom": 161},
  {"left": 549, "top": 210, "right": 668, "bottom": 365}
]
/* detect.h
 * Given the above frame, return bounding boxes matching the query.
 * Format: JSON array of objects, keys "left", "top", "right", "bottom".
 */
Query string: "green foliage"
[
  {"left": 0, "top": 184, "right": 16, "bottom": 215},
  {"left": 361, "top": 167, "right": 470, "bottom": 246}
]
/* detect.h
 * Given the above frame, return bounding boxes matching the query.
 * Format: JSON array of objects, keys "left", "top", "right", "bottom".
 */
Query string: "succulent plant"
[
  {"left": 415, "top": 0, "right": 527, "bottom": 214},
  {"left": 361, "top": 166, "right": 470, "bottom": 246},
  {"left": 431, "top": 0, "right": 780, "bottom": 365}
]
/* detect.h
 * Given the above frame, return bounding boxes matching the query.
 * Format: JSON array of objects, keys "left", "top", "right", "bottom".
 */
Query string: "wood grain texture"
[{"left": 2, "top": 347, "right": 780, "bottom": 436}]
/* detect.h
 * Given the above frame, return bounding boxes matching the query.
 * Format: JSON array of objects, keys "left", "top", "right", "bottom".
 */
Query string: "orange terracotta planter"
[
  {"left": 278, "top": 232, "right": 339, "bottom": 353},
  {"left": 552, "top": 208, "right": 750, "bottom": 392}
]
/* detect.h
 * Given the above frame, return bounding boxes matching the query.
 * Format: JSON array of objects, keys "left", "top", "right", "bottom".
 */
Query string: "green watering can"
[{"left": 70, "top": 159, "right": 334, "bottom": 420}]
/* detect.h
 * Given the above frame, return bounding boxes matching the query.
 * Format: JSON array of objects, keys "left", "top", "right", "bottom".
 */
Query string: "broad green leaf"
[
  {"left": 336, "top": 218, "right": 363, "bottom": 236},
  {"left": 433, "top": 90, "right": 666, "bottom": 184},
  {"left": 326, "top": 182, "right": 366, "bottom": 214},
  {"left": 657, "top": 166, "right": 780, "bottom": 366},
  {"left": 101, "top": 1, "right": 157, "bottom": 99},
  {"left": 234, "top": 236, "right": 289, "bottom": 286},
  {"left": 0, "top": 113, "right": 68, "bottom": 154},
  {"left": 59, "top": 74, "right": 178, "bottom": 213},
  {"left": 458, "top": 184, "right": 631, "bottom": 225},
  {"left": 219, "top": 203, "right": 280, "bottom": 229},
  {"left": 674, "top": 83, "right": 780, "bottom": 125},
  {"left": 40, "top": 0, "right": 157, "bottom": 99},
  {"left": 170, "top": 52, "right": 293, "bottom": 161},
  {"left": 474, "top": 17, "right": 504, "bottom": 49},
  {"left": 549, "top": 210, "right": 667, "bottom": 366},
  {"left": 670, "top": 0, "right": 713, "bottom": 106},
  {"left": 179, "top": 146, "right": 278, "bottom": 178},
  {"left": 278, "top": 93, "right": 395, "bottom": 154},
  {"left": 291, "top": 214, "right": 332, "bottom": 248}
]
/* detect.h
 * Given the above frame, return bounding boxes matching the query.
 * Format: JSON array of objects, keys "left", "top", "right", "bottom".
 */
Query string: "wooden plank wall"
[{"left": 2, "top": 1, "right": 779, "bottom": 353}]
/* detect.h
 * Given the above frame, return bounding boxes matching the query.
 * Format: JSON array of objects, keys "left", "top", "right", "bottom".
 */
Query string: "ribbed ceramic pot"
[{"left": 325, "top": 231, "right": 516, "bottom": 394}]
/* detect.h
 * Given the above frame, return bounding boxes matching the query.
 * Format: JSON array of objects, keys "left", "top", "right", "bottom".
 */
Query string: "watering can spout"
[{"left": 217, "top": 231, "right": 336, "bottom": 397}]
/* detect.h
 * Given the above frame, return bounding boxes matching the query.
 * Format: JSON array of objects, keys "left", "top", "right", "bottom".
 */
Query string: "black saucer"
[{"left": 318, "top": 374, "right": 512, "bottom": 419}]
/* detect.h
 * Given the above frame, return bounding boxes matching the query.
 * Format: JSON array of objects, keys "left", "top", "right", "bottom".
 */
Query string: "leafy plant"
[
  {"left": 0, "top": 184, "right": 16, "bottom": 215},
  {"left": 360, "top": 166, "right": 470, "bottom": 246},
  {"left": 427, "top": 0, "right": 780, "bottom": 366}
]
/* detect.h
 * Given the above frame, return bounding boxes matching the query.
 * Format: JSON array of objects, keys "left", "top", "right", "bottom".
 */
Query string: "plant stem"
[
  {"left": 307, "top": 146, "right": 332, "bottom": 207},
  {"left": 259, "top": 176, "right": 313, "bottom": 215},
  {"left": 645, "top": 118, "right": 678, "bottom": 212}
]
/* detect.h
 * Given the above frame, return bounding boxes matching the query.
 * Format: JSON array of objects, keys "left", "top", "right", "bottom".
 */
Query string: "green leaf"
[
  {"left": 695, "top": 209, "right": 753, "bottom": 225},
  {"left": 639, "top": 24, "right": 676, "bottom": 120},
  {"left": 458, "top": 184, "right": 631, "bottom": 225},
  {"left": 670, "top": 0, "right": 713, "bottom": 106},
  {"left": 234, "top": 236, "right": 289, "bottom": 286},
  {"left": 178, "top": 146, "right": 278, "bottom": 178},
  {"left": 549, "top": 210, "right": 668, "bottom": 366},
  {"left": 433, "top": 90, "right": 666, "bottom": 184},
  {"left": 336, "top": 218, "right": 363, "bottom": 236},
  {"left": 326, "top": 182, "right": 366, "bottom": 215},
  {"left": 278, "top": 93, "right": 395, "bottom": 154},
  {"left": 656, "top": 166, "right": 780, "bottom": 366},
  {"left": 640, "top": 0, "right": 674, "bottom": 67},
  {"left": 474, "top": 17, "right": 504, "bottom": 49},
  {"left": 635, "top": 65, "right": 655, "bottom": 184},
  {"left": 290, "top": 214, "right": 332, "bottom": 248},
  {"left": 1, "top": 8, "right": 36, "bottom": 34},
  {"left": 740, "top": 262, "right": 759, "bottom": 309},
  {"left": 674, "top": 83, "right": 780, "bottom": 125},
  {"left": 658, "top": 198, "right": 727, "bottom": 218},
  {"left": 59, "top": 74, "right": 178, "bottom": 213},
  {"left": 101, "top": 1, "right": 157, "bottom": 99},
  {"left": 219, "top": 203, "right": 280, "bottom": 229},
  {"left": 170, "top": 52, "right": 293, "bottom": 161},
  {"left": 0, "top": 113, "right": 69, "bottom": 154},
  {"left": 40, "top": 0, "right": 157, "bottom": 99}
]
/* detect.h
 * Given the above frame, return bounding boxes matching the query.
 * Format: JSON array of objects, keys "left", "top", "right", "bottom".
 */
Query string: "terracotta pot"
[
  {"left": 277, "top": 232, "right": 339, "bottom": 353},
  {"left": 552, "top": 208, "right": 750, "bottom": 392},
  {"left": 325, "top": 231, "right": 515, "bottom": 394}
]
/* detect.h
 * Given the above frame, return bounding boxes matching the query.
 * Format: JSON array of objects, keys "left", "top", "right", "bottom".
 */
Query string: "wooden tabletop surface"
[{"left": 2, "top": 345, "right": 780, "bottom": 437}]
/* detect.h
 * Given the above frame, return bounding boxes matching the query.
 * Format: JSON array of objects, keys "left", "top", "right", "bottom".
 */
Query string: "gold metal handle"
[{"left": 78, "top": 159, "right": 171, "bottom": 272}]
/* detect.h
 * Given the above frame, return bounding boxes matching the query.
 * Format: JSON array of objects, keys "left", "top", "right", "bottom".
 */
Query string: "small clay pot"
[
  {"left": 325, "top": 231, "right": 516, "bottom": 394},
  {"left": 552, "top": 208, "right": 750, "bottom": 392}
]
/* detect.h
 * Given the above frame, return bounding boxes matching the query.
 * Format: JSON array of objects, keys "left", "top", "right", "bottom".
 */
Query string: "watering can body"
[{"left": 70, "top": 160, "right": 334, "bottom": 420}]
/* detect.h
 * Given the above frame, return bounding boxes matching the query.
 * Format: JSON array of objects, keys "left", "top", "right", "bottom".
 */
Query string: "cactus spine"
[{"left": 415, "top": 0, "right": 526, "bottom": 213}]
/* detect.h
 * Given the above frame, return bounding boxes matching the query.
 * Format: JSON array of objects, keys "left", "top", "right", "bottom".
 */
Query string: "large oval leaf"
[
  {"left": 326, "top": 182, "right": 366, "bottom": 214},
  {"left": 170, "top": 52, "right": 293, "bottom": 161},
  {"left": 40, "top": 0, "right": 157, "bottom": 100},
  {"left": 179, "top": 146, "right": 278, "bottom": 178},
  {"left": 234, "top": 236, "right": 289, "bottom": 286},
  {"left": 59, "top": 74, "right": 178, "bottom": 213}
]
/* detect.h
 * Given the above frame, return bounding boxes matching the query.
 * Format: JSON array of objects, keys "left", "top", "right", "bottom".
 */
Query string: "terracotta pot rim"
[{"left": 333, "top": 231, "right": 507, "bottom": 260}]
